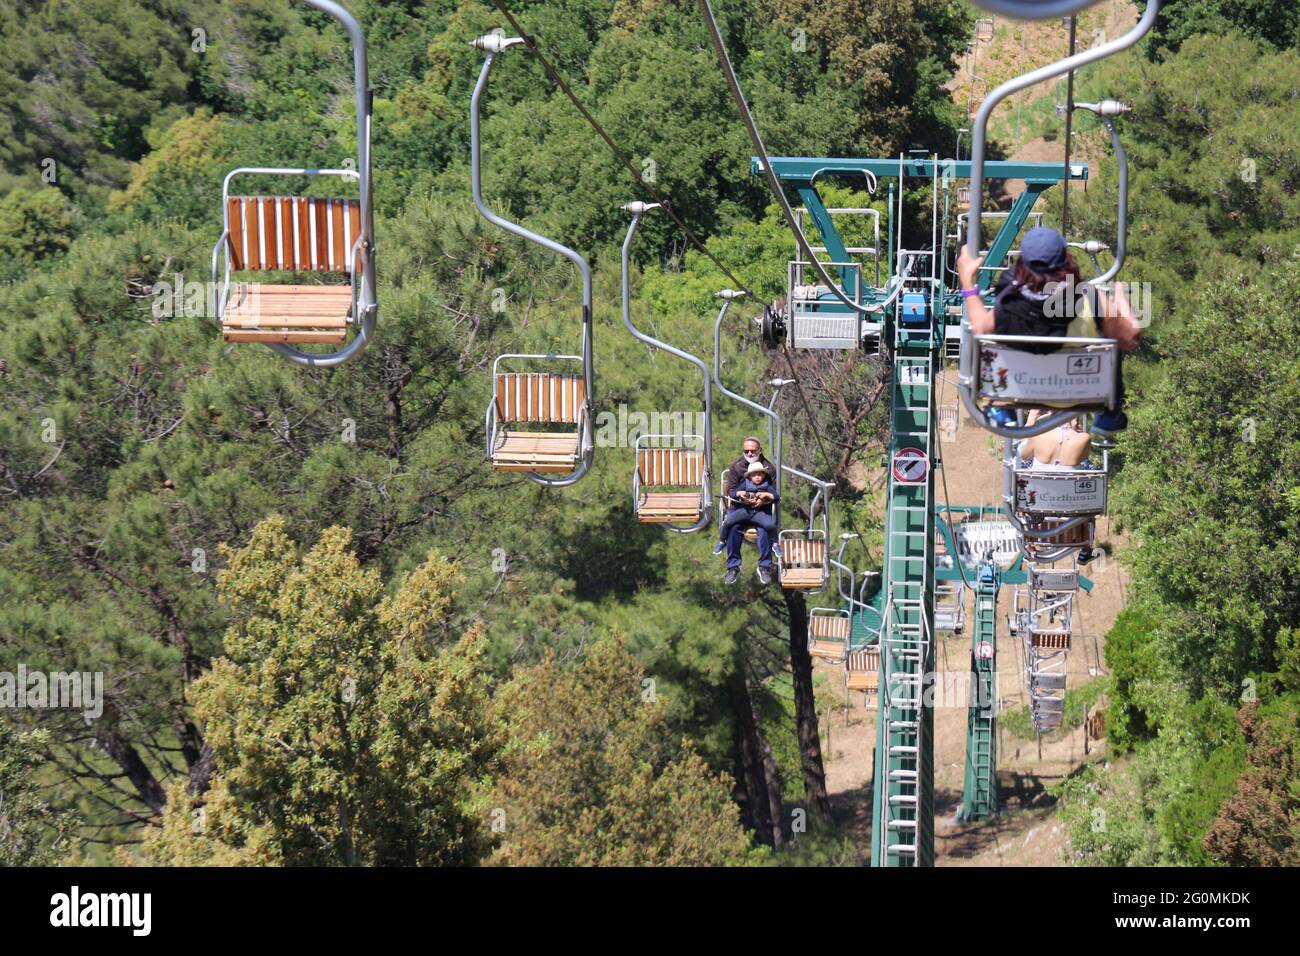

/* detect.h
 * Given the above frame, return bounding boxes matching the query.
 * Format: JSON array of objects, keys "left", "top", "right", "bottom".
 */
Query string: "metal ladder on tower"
[
  {"left": 960, "top": 566, "right": 999, "bottom": 821},
  {"left": 873, "top": 339, "right": 937, "bottom": 865}
]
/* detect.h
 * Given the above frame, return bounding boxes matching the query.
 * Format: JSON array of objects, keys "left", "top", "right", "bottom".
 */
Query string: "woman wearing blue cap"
[{"left": 957, "top": 226, "right": 1141, "bottom": 435}]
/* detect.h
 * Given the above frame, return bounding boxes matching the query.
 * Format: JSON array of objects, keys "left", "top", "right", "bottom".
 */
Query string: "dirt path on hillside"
[{"left": 818, "top": 369, "right": 1128, "bottom": 866}]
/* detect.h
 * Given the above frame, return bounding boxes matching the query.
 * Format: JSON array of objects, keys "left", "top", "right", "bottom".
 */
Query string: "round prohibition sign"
[{"left": 892, "top": 447, "right": 929, "bottom": 484}]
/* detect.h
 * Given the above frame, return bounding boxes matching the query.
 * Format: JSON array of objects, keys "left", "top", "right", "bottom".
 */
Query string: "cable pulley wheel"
[{"left": 760, "top": 305, "right": 787, "bottom": 349}]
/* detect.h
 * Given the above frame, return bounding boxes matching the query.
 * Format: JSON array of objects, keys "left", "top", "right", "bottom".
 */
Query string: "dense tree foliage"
[
  {"left": 1, "top": 0, "right": 1297, "bottom": 867},
  {"left": 0, "top": 724, "right": 62, "bottom": 865},
  {"left": 489, "top": 637, "right": 756, "bottom": 865},
  {"left": 1051, "top": 28, "right": 1300, "bottom": 867}
]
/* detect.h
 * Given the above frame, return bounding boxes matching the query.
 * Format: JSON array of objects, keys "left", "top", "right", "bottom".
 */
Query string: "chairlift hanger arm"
[
  {"left": 1073, "top": 101, "right": 1131, "bottom": 285},
  {"left": 471, "top": 47, "right": 594, "bottom": 347},
  {"left": 966, "top": 2, "right": 1160, "bottom": 257}
]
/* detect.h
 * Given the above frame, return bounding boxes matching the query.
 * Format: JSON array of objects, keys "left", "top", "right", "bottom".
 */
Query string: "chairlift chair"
[
  {"left": 635, "top": 436, "right": 709, "bottom": 526},
  {"left": 934, "top": 581, "right": 967, "bottom": 635},
  {"left": 472, "top": 35, "right": 595, "bottom": 486},
  {"left": 808, "top": 608, "right": 851, "bottom": 664},
  {"left": 958, "top": 1, "right": 1161, "bottom": 441},
  {"left": 785, "top": 206, "right": 881, "bottom": 351},
  {"left": 622, "top": 202, "right": 713, "bottom": 530},
  {"left": 210, "top": 0, "right": 377, "bottom": 366},
  {"left": 846, "top": 646, "right": 881, "bottom": 695},
  {"left": 776, "top": 467, "right": 832, "bottom": 592},
  {"left": 779, "top": 529, "right": 829, "bottom": 592},
  {"left": 486, "top": 355, "right": 590, "bottom": 474}
]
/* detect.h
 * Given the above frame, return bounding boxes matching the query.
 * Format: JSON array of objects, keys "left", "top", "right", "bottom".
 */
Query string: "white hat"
[{"left": 746, "top": 461, "right": 768, "bottom": 476}]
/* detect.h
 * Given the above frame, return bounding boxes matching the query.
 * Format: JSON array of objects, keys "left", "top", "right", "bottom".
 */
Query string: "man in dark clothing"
[
  {"left": 713, "top": 436, "right": 777, "bottom": 555},
  {"left": 724, "top": 461, "right": 780, "bottom": 586}
]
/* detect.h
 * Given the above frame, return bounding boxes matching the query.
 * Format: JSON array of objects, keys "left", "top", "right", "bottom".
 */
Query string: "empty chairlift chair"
[
  {"left": 622, "top": 203, "right": 713, "bottom": 531},
  {"left": 785, "top": 206, "right": 881, "bottom": 351},
  {"left": 210, "top": 0, "right": 377, "bottom": 367},
  {"left": 846, "top": 646, "right": 881, "bottom": 696},
  {"left": 808, "top": 608, "right": 851, "bottom": 664},
  {"left": 472, "top": 35, "right": 595, "bottom": 486},
  {"left": 778, "top": 531, "right": 829, "bottom": 592},
  {"left": 487, "top": 358, "right": 589, "bottom": 473},
  {"left": 635, "top": 437, "right": 708, "bottom": 525},
  {"left": 811, "top": 532, "right": 875, "bottom": 663},
  {"left": 776, "top": 467, "right": 832, "bottom": 592},
  {"left": 217, "top": 188, "right": 362, "bottom": 345},
  {"left": 934, "top": 581, "right": 967, "bottom": 634}
]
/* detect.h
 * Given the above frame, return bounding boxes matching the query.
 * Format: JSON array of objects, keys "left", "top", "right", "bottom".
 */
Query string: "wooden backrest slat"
[
  {"left": 227, "top": 197, "right": 246, "bottom": 271},
  {"left": 225, "top": 195, "right": 359, "bottom": 274},
  {"left": 783, "top": 537, "right": 826, "bottom": 568},
  {"left": 294, "top": 197, "right": 310, "bottom": 271},
  {"left": 275, "top": 197, "right": 292, "bottom": 270},
  {"left": 495, "top": 373, "right": 584, "bottom": 424},
  {"left": 335, "top": 197, "right": 351, "bottom": 273},
  {"left": 259, "top": 197, "right": 277, "bottom": 270},
  {"left": 810, "top": 615, "right": 850, "bottom": 640},
  {"left": 243, "top": 198, "right": 260, "bottom": 271},
  {"left": 313, "top": 198, "right": 329, "bottom": 272},
  {"left": 347, "top": 201, "right": 360, "bottom": 270},
  {"left": 638, "top": 448, "right": 704, "bottom": 486}
]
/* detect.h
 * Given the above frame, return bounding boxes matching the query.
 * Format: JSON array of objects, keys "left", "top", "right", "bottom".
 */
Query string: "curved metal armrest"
[
  {"left": 349, "top": 236, "right": 375, "bottom": 314},
  {"left": 484, "top": 399, "right": 498, "bottom": 459},
  {"left": 210, "top": 231, "right": 231, "bottom": 325}
]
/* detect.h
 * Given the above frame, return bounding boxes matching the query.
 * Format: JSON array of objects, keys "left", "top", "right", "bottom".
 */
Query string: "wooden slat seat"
[
  {"left": 778, "top": 536, "right": 827, "bottom": 591},
  {"left": 491, "top": 431, "right": 581, "bottom": 473},
  {"left": 809, "top": 640, "right": 846, "bottom": 662},
  {"left": 846, "top": 648, "right": 880, "bottom": 692},
  {"left": 637, "top": 491, "right": 705, "bottom": 522},
  {"left": 782, "top": 568, "right": 827, "bottom": 589},
  {"left": 222, "top": 284, "right": 351, "bottom": 343}
]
